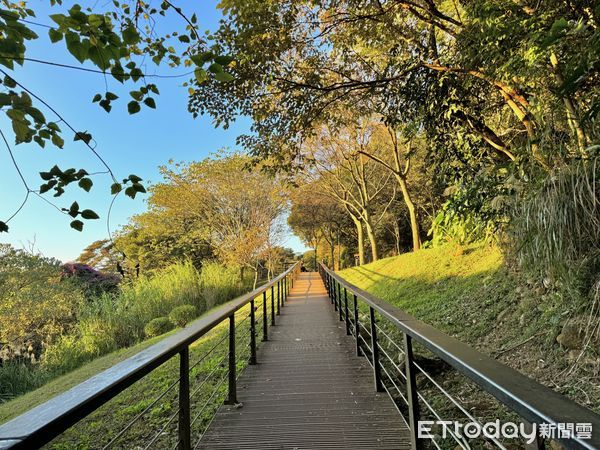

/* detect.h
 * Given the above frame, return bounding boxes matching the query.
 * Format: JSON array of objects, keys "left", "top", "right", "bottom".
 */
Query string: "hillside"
[{"left": 338, "top": 243, "right": 599, "bottom": 413}]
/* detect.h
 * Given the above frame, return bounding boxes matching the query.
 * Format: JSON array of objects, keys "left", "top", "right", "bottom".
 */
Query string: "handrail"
[
  {"left": 319, "top": 263, "right": 600, "bottom": 450},
  {"left": 0, "top": 262, "right": 300, "bottom": 449}
]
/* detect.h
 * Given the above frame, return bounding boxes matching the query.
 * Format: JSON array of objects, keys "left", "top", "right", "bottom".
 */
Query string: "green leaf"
[
  {"left": 122, "top": 26, "right": 140, "bottom": 45},
  {"left": 0, "top": 221, "right": 8, "bottom": 233},
  {"left": 92, "top": 93, "right": 102, "bottom": 102},
  {"left": 74, "top": 131, "right": 92, "bottom": 144},
  {"left": 106, "top": 92, "right": 118, "bottom": 101},
  {"left": 48, "top": 28, "right": 63, "bottom": 43},
  {"left": 88, "top": 14, "right": 104, "bottom": 27},
  {"left": 143, "top": 97, "right": 156, "bottom": 109},
  {"left": 51, "top": 134, "right": 64, "bottom": 149},
  {"left": 178, "top": 35, "right": 190, "bottom": 43},
  {"left": 40, "top": 171, "right": 53, "bottom": 180},
  {"left": 129, "top": 90, "right": 143, "bottom": 101},
  {"left": 111, "top": 182, "right": 122, "bottom": 194},
  {"left": 215, "top": 71, "right": 234, "bottom": 83},
  {"left": 127, "top": 101, "right": 141, "bottom": 114},
  {"left": 125, "top": 186, "right": 137, "bottom": 199},
  {"left": 190, "top": 51, "right": 213, "bottom": 65},
  {"left": 208, "top": 63, "right": 223, "bottom": 74},
  {"left": 81, "top": 209, "right": 99, "bottom": 219},
  {"left": 68, "top": 201, "right": 80, "bottom": 218},
  {"left": 99, "top": 99, "right": 112, "bottom": 113},
  {"left": 133, "top": 183, "right": 146, "bottom": 193},
  {"left": 70, "top": 220, "right": 84, "bottom": 231},
  {"left": 65, "top": 32, "right": 88, "bottom": 63},
  {"left": 78, "top": 177, "right": 93, "bottom": 192},
  {"left": 214, "top": 55, "right": 234, "bottom": 66},
  {"left": 194, "top": 68, "right": 207, "bottom": 84},
  {"left": 128, "top": 174, "right": 142, "bottom": 183}
]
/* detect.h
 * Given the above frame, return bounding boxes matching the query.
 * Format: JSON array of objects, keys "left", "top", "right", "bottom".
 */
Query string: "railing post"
[
  {"left": 178, "top": 347, "right": 191, "bottom": 450},
  {"left": 277, "top": 280, "right": 281, "bottom": 315},
  {"left": 353, "top": 293, "right": 361, "bottom": 356},
  {"left": 271, "top": 285, "right": 275, "bottom": 326},
  {"left": 404, "top": 334, "right": 421, "bottom": 449},
  {"left": 333, "top": 279, "right": 338, "bottom": 311},
  {"left": 369, "top": 307, "right": 384, "bottom": 392},
  {"left": 225, "top": 315, "right": 237, "bottom": 405},
  {"left": 262, "top": 291, "right": 268, "bottom": 341},
  {"left": 344, "top": 288, "right": 350, "bottom": 335},
  {"left": 523, "top": 421, "right": 545, "bottom": 450},
  {"left": 338, "top": 283, "right": 343, "bottom": 322},
  {"left": 249, "top": 299, "right": 257, "bottom": 365}
]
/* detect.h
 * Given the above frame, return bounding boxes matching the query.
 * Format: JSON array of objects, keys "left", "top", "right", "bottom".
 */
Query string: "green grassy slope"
[{"left": 338, "top": 243, "right": 599, "bottom": 412}]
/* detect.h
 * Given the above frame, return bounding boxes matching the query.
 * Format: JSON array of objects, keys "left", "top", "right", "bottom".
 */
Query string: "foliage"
[
  {"left": 169, "top": 304, "right": 197, "bottom": 327},
  {"left": 60, "top": 262, "right": 120, "bottom": 296},
  {"left": 198, "top": 261, "right": 244, "bottom": 310},
  {"left": 0, "top": 244, "right": 84, "bottom": 355},
  {"left": 117, "top": 153, "right": 288, "bottom": 278},
  {"left": 510, "top": 158, "right": 600, "bottom": 290},
  {"left": 41, "top": 260, "right": 247, "bottom": 376},
  {"left": 0, "top": 1, "right": 235, "bottom": 232},
  {"left": 144, "top": 317, "right": 174, "bottom": 338},
  {"left": 0, "top": 360, "right": 47, "bottom": 403}
]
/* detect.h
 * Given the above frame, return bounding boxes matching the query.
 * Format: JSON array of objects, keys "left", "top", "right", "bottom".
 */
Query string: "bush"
[
  {"left": 169, "top": 305, "right": 197, "bottom": 327},
  {"left": 144, "top": 317, "right": 174, "bottom": 338}
]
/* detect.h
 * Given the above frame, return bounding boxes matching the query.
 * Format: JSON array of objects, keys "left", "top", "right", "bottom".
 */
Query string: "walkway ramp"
[{"left": 198, "top": 272, "right": 410, "bottom": 449}]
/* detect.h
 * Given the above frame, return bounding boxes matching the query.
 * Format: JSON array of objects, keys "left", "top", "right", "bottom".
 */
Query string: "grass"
[
  {"left": 0, "top": 287, "right": 278, "bottom": 449},
  {"left": 338, "top": 243, "right": 599, "bottom": 414}
]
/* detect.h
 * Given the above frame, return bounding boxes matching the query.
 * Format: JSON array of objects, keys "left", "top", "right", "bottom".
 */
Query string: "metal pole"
[
  {"left": 404, "top": 334, "right": 421, "bottom": 449},
  {"left": 178, "top": 347, "right": 191, "bottom": 450},
  {"left": 249, "top": 299, "right": 257, "bottom": 365},
  {"left": 370, "top": 307, "right": 383, "bottom": 392},
  {"left": 333, "top": 278, "right": 338, "bottom": 311},
  {"left": 225, "top": 315, "right": 237, "bottom": 405},
  {"left": 353, "top": 294, "right": 361, "bottom": 356},
  {"left": 262, "top": 291, "right": 268, "bottom": 342},
  {"left": 277, "top": 280, "right": 281, "bottom": 315},
  {"left": 338, "top": 283, "right": 343, "bottom": 322},
  {"left": 344, "top": 288, "right": 350, "bottom": 335},
  {"left": 271, "top": 285, "right": 275, "bottom": 325}
]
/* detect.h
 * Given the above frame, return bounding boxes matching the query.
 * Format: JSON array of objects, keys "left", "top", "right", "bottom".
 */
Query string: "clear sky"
[{"left": 0, "top": 1, "right": 308, "bottom": 261}]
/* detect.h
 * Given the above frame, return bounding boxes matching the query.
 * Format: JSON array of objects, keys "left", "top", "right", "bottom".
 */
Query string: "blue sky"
[{"left": 0, "top": 1, "right": 308, "bottom": 261}]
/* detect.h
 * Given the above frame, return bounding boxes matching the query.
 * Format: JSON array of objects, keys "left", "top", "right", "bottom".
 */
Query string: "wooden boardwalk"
[{"left": 198, "top": 272, "right": 410, "bottom": 449}]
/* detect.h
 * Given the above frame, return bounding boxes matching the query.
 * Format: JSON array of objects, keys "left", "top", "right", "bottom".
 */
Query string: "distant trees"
[{"left": 93, "top": 153, "right": 288, "bottom": 284}]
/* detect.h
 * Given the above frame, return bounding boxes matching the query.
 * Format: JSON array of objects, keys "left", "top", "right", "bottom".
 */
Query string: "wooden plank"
[{"left": 197, "top": 273, "right": 410, "bottom": 450}]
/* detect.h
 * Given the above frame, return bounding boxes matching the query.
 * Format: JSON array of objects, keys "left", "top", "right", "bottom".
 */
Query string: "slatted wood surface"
[{"left": 197, "top": 272, "right": 410, "bottom": 449}]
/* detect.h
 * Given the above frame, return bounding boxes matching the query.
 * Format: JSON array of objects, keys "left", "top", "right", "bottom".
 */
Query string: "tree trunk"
[
  {"left": 352, "top": 216, "right": 365, "bottom": 265},
  {"left": 396, "top": 175, "right": 421, "bottom": 251},
  {"left": 240, "top": 266, "right": 245, "bottom": 282},
  {"left": 363, "top": 215, "right": 379, "bottom": 262}
]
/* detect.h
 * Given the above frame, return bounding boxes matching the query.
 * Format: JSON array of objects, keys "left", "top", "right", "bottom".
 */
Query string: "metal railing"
[
  {"left": 0, "top": 262, "right": 300, "bottom": 450},
  {"left": 318, "top": 263, "right": 600, "bottom": 450}
]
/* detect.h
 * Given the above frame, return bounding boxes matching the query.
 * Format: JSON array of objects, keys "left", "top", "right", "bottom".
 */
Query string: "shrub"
[
  {"left": 169, "top": 305, "right": 197, "bottom": 327},
  {"left": 144, "top": 317, "right": 174, "bottom": 338}
]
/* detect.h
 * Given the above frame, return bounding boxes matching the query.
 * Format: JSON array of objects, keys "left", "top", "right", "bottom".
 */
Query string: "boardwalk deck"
[{"left": 198, "top": 272, "right": 410, "bottom": 449}]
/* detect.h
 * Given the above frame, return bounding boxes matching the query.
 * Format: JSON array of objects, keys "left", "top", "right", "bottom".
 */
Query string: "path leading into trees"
[{"left": 198, "top": 272, "right": 410, "bottom": 449}]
